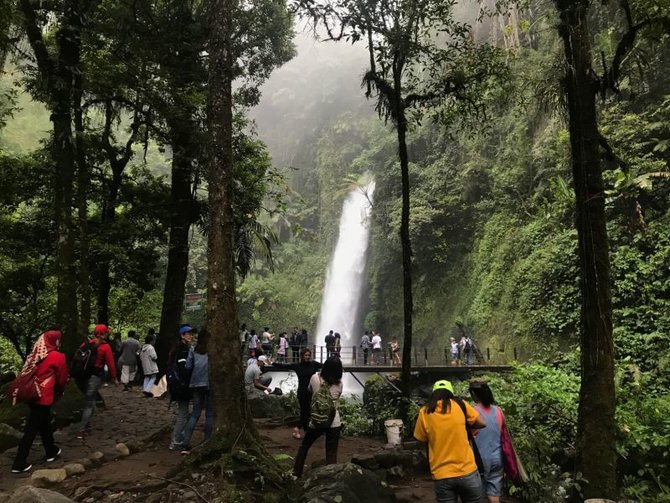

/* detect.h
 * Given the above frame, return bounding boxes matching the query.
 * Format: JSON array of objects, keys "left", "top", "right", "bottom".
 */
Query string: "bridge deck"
[{"left": 268, "top": 364, "right": 513, "bottom": 374}]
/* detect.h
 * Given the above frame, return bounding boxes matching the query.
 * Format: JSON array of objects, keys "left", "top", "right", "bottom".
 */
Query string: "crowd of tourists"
[{"left": 8, "top": 323, "right": 514, "bottom": 503}]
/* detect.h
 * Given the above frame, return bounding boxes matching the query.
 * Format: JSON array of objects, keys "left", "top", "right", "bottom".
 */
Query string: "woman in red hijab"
[{"left": 11, "top": 330, "right": 69, "bottom": 474}]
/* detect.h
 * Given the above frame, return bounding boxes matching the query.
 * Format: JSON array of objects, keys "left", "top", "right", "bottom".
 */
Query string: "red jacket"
[
  {"left": 80, "top": 340, "right": 117, "bottom": 381},
  {"left": 35, "top": 351, "right": 69, "bottom": 406}
]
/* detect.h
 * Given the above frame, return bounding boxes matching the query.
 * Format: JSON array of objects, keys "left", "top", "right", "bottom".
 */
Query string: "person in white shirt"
[{"left": 370, "top": 331, "right": 382, "bottom": 365}]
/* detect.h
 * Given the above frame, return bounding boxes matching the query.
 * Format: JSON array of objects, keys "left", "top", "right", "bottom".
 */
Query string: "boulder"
[
  {"left": 302, "top": 463, "right": 397, "bottom": 503},
  {"left": 0, "top": 423, "right": 22, "bottom": 452},
  {"left": 7, "top": 486, "right": 74, "bottom": 503},
  {"left": 89, "top": 451, "right": 105, "bottom": 465},
  {"left": 31, "top": 468, "right": 67, "bottom": 486},
  {"left": 248, "top": 395, "right": 283, "bottom": 418},
  {"left": 63, "top": 463, "right": 86, "bottom": 476},
  {"left": 115, "top": 443, "right": 130, "bottom": 456}
]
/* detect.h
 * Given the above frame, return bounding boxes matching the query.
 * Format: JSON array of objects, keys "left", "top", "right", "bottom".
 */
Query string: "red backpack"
[{"left": 6, "top": 367, "right": 52, "bottom": 406}]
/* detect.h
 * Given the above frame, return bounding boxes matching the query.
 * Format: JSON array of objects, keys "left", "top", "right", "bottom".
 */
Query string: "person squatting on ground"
[
  {"left": 273, "top": 347, "right": 323, "bottom": 440},
  {"left": 11, "top": 330, "right": 69, "bottom": 473},
  {"left": 118, "top": 330, "right": 141, "bottom": 391},
  {"left": 244, "top": 355, "right": 273, "bottom": 397},
  {"left": 293, "top": 356, "right": 343, "bottom": 477},
  {"left": 168, "top": 325, "right": 194, "bottom": 451},
  {"left": 469, "top": 380, "right": 505, "bottom": 503},
  {"left": 77, "top": 324, "right": 118, "bottom": 439},
  {"left": 140, "top": 333, "right": 159, "bottom": 397},
  {"left": 179, "top": 329, "right": 214, "bottom": 455},
  {"left": 413, "top": 380, "right": 486, "bottom": 503}
]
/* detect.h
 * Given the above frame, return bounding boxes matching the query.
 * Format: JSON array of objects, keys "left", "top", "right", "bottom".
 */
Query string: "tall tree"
[
  {"left": 299, "top": 0, "right": 504, "bottom": 404},
  {"left": 205, "top": 0, "right": 293, "bottom": 441},
  {"left": 18, "top": 0, "right": 91, "bottom": 353},
  {"left": 553, "top": 0, "right": 669, "bottom": 498}
]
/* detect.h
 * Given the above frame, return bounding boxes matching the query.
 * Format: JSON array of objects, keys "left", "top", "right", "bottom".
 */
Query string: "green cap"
[{"left": 432, "top": 380, "right": 454, "bottom": 393}]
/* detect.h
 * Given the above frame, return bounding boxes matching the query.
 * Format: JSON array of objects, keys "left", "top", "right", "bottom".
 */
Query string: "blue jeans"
[
  {"left": 143, "top": 374, "right": 156, "bottom": 393},
  {"left": 170, "top": 400, "right": 191, "bottom": 449},
  {"left": 434, "top": 470, "right": 483, "bottom": 503},
  {"left": 180, "top": 388, "right": 213, "bottom": 448},
  {"left": 80, "top": 375, "right": 103, "bottom": 430}
]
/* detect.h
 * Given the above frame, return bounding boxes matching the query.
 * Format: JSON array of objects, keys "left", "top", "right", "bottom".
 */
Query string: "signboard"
[{"left": 184, "top": 292, "right": 204, "bottom": 311}]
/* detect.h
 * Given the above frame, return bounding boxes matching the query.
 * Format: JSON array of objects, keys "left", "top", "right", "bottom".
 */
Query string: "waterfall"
[{"left": 316, "top": 180, "right": 375, "bottom": 357}]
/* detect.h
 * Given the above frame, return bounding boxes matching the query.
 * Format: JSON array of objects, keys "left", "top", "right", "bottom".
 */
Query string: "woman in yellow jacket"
[{"left": 413, "top": 380, "right": 486, "bottom": 503}]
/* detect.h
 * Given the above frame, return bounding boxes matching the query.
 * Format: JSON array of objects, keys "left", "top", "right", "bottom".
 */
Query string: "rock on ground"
[
  {"left": 0, "top": 423, "right": 22, "bottom": 452},
  {"left": 30, "top": 468, "right": 67, "bottom": 486},
  {"left": 7, "top": 486, "right": 74, "bottom": 503},
  {"left": 302, "top": 462, "right": 397, "bottom": 503},
  {"left": 63, "top": 463, "right": 86, "bottom": 476}
]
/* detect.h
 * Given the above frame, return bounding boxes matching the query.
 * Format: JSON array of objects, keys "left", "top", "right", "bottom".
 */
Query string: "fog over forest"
[{"left": 250, "top": 29, "right": 373, "bottom": 168}]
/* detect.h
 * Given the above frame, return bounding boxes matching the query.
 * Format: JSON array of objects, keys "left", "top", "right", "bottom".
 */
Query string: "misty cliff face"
[{"left": 250, "top": 31, "right": 372, "bottom": 169}]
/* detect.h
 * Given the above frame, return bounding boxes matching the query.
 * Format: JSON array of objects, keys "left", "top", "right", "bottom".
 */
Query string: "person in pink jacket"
[{"left": 11, "top": 330, "right": 69, "bottom": 473}]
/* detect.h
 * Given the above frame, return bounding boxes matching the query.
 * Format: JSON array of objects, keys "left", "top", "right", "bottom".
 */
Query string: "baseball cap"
[
  {"left": 179, "top": 325, "right": 193, "bottom": 335},
  {"left": 432, "top": 380, "right": 454, "bottom": 393},
  {"left": 94, "top": 324, "right": 111, "bottom": 335}
]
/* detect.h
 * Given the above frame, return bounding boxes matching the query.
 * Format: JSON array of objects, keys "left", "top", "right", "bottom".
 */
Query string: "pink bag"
[{"left": 496, "top": 408, "right": 529, "bottom": 485}]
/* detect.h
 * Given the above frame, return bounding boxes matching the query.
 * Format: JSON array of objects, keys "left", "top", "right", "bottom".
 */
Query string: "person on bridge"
[
  {"left": 324, "top": 330, "right": 336, "bottom": 358},
  {"left": 370, "top": 331, "right": 382, "bottom": 364},
  {"left": 273, "top": 347, "right": 323, "bottom": 440},
  {"left": 293, "top": 356, "right": 343, "bottom": 477},
  {"left": 11, "top": 330, "right": 69, "bottom": 473},
  {"left": 413, "top": 379, "right": 486, "bottom": 503},
  {"left": 389, "top": 336, "right": 401, "bottom": 365},
  {"left": 360, "top": 331, "right": 371, "bottom": 365}
]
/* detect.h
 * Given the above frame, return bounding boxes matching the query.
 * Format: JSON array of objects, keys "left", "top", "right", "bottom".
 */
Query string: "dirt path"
[{"left": 1, "top": 385, "right": 435, "bottom": 501}]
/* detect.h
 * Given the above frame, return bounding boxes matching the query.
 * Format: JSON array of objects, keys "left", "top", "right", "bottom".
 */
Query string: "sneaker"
[
  {"left": 168, "top": 443, "right": 183, "bottom": 451},
  {"left": 46, "top": 448, "right": 62, "bottom": 462},
  {"left": 76, "top": 431, "right": 87, "bottom": 440},
  {"left": 11, "top": 464, "right": 32, "bottom": 474},
  {"left": 180, "top": 448, "right": 191, "bottom": 455}
]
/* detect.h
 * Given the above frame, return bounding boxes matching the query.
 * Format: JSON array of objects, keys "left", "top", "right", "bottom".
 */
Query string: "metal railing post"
[{"left": 487, "top": 347, "right": 490, "bottom": 361}]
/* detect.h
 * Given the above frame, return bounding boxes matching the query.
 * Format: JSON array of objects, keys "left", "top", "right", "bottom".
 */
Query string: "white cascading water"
[{"left": 316, "top": 180, "right": 375, "bottom": 360}]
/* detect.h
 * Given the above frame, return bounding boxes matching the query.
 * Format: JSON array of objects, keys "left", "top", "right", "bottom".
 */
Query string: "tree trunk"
[
  {"left": 207, "top": 0, "right": 254, "bottom": 439},
  {"left": 52, "top": 4, "right": 82, "bottom": 356},
  {"left": 74, "top": 80, "right": 91, "bottom": 333},
  {"left": 396, "top": 103, "right": 414, "bottom": 406},
  {"left": 556, "top": 0, "right": 617, "bottom": 498},
  {"left": 95, "top": 171, "right": 122, "bottom": 325},
  {"left": 156, "top": 128, "right": 196, "bottom": 370}
]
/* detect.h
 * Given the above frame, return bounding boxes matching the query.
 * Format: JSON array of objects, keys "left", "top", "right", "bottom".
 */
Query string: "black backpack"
[
  {"left": 166, "top": 360, "right": 192, "bottom": 402},
  {"left": 70, "top": 341, "right": 99, "bottom": 379},
  {"left": 463, "top": 338, "right": 472, "bottom": 353}
]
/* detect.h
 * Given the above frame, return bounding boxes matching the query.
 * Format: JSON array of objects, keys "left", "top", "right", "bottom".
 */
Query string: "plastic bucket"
[{"left": 384, "top": 419, "right": 404, "bottom": 446}]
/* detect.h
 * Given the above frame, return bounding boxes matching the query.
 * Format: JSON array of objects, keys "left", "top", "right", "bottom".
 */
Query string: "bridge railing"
[{"left": 257, "top": 344, "right": 525, "bottom": 366}]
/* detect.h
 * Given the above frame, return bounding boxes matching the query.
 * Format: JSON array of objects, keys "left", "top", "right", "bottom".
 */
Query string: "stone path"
[{"left": 0, "top": 383, "right": 180, "bottom": 494}]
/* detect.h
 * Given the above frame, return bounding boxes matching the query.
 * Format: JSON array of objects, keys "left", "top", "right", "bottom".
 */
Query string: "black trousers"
[
  {"left": 293, "top": 426, "right": 341, "bottom": 477},
  {"left": 13, "top": 404, "right": 58, "bottom": 469},
  {"left": 297, "top": 389, "right": 311, "bottom": 429}
]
